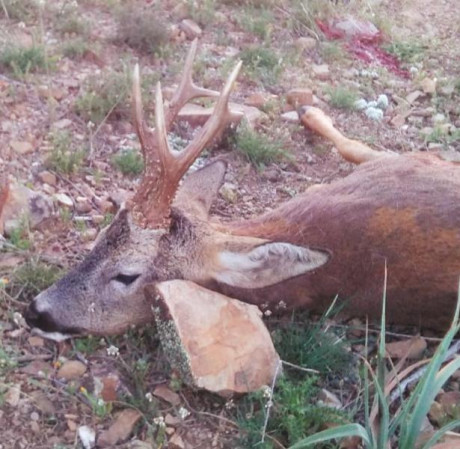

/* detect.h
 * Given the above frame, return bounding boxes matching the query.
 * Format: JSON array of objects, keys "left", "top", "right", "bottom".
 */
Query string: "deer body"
[{"left": 24, "top": 42, "right": 460, "bottom": 339}]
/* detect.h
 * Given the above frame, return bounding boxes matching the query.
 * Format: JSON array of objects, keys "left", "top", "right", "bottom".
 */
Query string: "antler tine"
[
  {"left": 132, "top": 64, "right": 149, "bottom": 154},
  {"left": 176, "top": 60, "right": 242, "bottom": 173},
  {"left": 166, "top": 39, "right": 220, "bottom": 127}
]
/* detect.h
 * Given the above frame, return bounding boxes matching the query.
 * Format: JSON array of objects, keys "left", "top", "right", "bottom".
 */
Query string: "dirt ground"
[{"left": 0, "top": 0, "right": 459, "bottom": 448}]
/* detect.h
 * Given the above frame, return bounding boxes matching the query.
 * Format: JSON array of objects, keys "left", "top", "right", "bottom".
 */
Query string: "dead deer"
[{"left": 25, "top": 41, "right": 460, "bottom": 340}]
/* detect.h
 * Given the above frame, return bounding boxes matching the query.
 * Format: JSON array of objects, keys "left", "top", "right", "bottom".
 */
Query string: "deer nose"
[{"left": 25, "top": 300, "right": 59, "bottom": 333}]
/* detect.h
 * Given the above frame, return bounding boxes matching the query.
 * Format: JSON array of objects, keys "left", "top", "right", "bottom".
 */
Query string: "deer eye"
[{"left": 112, "top": 273, "right": 140, "bottom": 286}]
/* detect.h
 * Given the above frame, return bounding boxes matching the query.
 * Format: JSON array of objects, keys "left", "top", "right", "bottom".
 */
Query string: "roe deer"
[{"left": 25, "top": 41, "right": 460, "bottom": 340}]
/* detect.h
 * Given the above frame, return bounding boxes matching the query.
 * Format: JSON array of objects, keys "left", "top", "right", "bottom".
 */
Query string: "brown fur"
[{"left": 217, "top": 153, "right": 460, "bottom": 329}]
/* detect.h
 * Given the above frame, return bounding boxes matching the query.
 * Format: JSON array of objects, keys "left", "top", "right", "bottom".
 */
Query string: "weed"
[
  {"left": 237, "top": 376, "right": 347, "bottom": 448},
  {"left": 74, "top": 69, "right": 131, "bottom": 124},
  {"left": 326, "top": 86, "right": 358, "bottom": 110},
  {"left": 233, "top": 123, "right": 290, "bottom": 169},
  {"left": 61, "top": 38, "right": 89, "bottom": 59},
  {"left": 112, "top": 148, "right": 144, "bottom": 176},
  {"left": 384, "top": 40, "right": 425, "bottom": 63},
  {"left": 5, "top": 260, "right": 62, "bottom": 303},
  {"left": 56, "top": 15, "right": 89, "bottom": 36},
  {"left": 239, "top": 46, "right": 283, "bottom": 86},
  {"left": 0, "top": 0, "right": 38, "bottom": 22},
  {"left": 186, "top": 0, "right": 216, "bottom": 26},
  {"left": 101, "top": 212, "right": 114, "bottom": 228},
  {"left": 80, "top": 387, "right": 113, "bottom": 418},
  {"left": 6, "top": 217, "right": 32, "bottom": 251},
  {"left": 71, "top": 336, "right": 101, "bottom": 356},
  {"left": 0, "top": 45, "right": 47, "bottom": 78},
  {"left": 238, "top": 7, "right": 273, "bottom": 41},
  {"left": 0, "top": 347, "right": 17, "bottom": 375},
  {"left": 46, "top": 131, "right": 86, "bottom": 174},
  {"left": 321, "top": 41, "right": 345, "bottom": 63},
  {"left": 116, "top": 5, "right": 168, "bottom": 54}
]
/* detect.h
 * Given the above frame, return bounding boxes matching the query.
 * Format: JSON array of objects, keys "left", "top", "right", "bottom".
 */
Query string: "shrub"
[
  {"left": 46, "top": 131, "right": 86, "bottom": 174},
  {"left": 112, "top": 148, "right": 144, "bottom": 176},
  {"left": 0, "top": 45, "right": 47, "bottom": 77}
]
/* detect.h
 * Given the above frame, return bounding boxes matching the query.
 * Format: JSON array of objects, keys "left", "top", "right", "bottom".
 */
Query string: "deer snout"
[{"left": 25, "top": 298, "right": 80, "bottom": 340}]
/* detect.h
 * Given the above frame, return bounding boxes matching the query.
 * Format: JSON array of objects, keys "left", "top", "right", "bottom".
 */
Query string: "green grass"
[
  {"left": 46, "top": 131, "right": 86, "bottom": 174},
  {"left": 233, "top": 123, "right": 290, "bottom": 169},
  {"left": 0, "top": 0, "right": 38, "bottom": 22},
  {"left": 239, "top": 46, "right": 283, "bottom": 86},
  {"left": 116, "top": 5, "right": 169, "bottom": 54},
  {"left": 61, "top": 38, "right": 90, "bottom": 59},
  {"left": 74, "top": 69, "right": 131, "bottom": 124},
  {"left": 6, "top": 216, "right": 32, "bottom": 251},
  {"left": 326, "top": 86, "right": 359, "bottom": 110},
  {"left": 112, "top": 148, "right": 144, "bottom": 176},
  {"left": 0, "top": 45, "right": 48, "bottom": 78},
  {"left": 5, "top": 260, "right": 63, "bottom": 303},
  {"left": 55, "top": 15, "right": 89, "bottom": 36},
  {"left": 237, "top": 7, "right": 274, "bottom": 41},
  {"left": 384, "top": 40, "right": 425, "bottom": 63}
]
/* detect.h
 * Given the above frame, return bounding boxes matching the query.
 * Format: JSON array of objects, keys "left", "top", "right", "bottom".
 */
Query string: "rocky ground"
[{"left": 0, "top": 0, "right": 459, "bottom": 448}]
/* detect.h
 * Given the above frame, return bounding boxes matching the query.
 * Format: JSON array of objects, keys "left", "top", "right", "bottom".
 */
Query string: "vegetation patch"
[
  {"left": 326, "top": 86, "right": 359, "bottom": 110},
  {"left": 233, "top": 123, "right": 290, "bottom": 169},
  {"left": 0, "top": 45, "right": 47, "bottom": 78},
  {"left": 46, "top": 130, "right": 86, "bottom": 174},
  {"left": 112, "top": 148, "right": 144, "bottom": 176},
  {"left": 115, "top": 5, "right": 169, "bottom": 54},
  {"left": 239, "top": 46, "right": 283, "bottom": 85}
]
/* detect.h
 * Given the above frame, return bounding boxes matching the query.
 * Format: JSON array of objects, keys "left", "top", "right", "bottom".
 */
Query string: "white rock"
[
  {"left": 78, "top": 426, "right": 96, "bottom": 449},
  {"left": 54, "top": 193, "right": 73, "bottom": 207}
]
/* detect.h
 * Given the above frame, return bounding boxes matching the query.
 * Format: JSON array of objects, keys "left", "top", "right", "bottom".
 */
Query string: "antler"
[{"left": 131, "top": 41, "right": 242, "bottom": 228}]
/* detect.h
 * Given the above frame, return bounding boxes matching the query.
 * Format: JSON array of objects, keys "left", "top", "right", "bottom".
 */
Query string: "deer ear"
[
  {"left": 214, "top": 242, "right": 329, "bottom": 289},
  {"left": 174, "top": 160, "right": 227, "bottom": 218}
]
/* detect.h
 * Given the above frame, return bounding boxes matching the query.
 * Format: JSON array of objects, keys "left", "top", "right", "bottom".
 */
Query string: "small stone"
[
  {"left": 354, "top": 99, "right": 368, "bottom": 111},
  {"left": 376, "top": 94, "right": 389, "bottom": 110},
  {"left": 391, "top": 114, "right": 407, "bottom": 127},
  {"left": 429, "top": 401, "right": 447, "bottom": 425},
  {"left": 295, "top": 36, "right": 317, "bottom": 51},
  {"left": 97, "top": 410, "right": 141, "bottom": 447},
  {"left": 219, "top": 183, "right": 238, "bottom": 204},
  {"left": 28, "top": 336, "right": 44, "bottom": 347},
  {"left": 420, "top": 77, "right": 437, "bottom": 94},
  {"left": 10, "top": 140, "right": 34, "bottom": 155},
  {"left": 92, "top": 214, "right": 105, "bottom": 225},
  {"left": 406, "top": 90, "right": 423, "bottom": 104},
  {"left": 432, "top": 113, "right": 446, "bottom": 124},
  {"left": 81, "top": 228, "right": 98, "bottom": 242},
  {"left": 78, "top": 425, "right": 96, "bottom": 449},
  {"left": 386, "top": 336, "right": 427, "bottom": 359},
  {"left": 75, "top": 197, "right": 92, "bottom": 214},
  {"left": 281, "top": 111, "right": 299, "bottom": 123},
  {"left": 244, "top": 92, "right": 273, "bottom": 108},
  {"left": 153, "top": 385, "right": 181, "bottom": 406},
  {"left": 262, "top": 167, "right": 281, "bottom": 182},
  {"left": 286, "top": 88, "right": 313, "bottom": 108},
  {"left": 30, "top": 411, "right": 40, "bottom": 421},
  {"left": 318, "top": 389, "right": 343, "bottom": 409},
  {"left": 57, "top": 360, "right": 87, "bottom": 380},
  {"left": 169, "top": 433, "right": 185, "bottom": 449},
  {"left": 67, "top": 420, "right": 77, "bottom": 432},
  {"left": 179, "top": 19, "right": 202, "bottom": 39},
  {"left": 364, "top": 107, "right": 383, "bottom": 121},
  {"left": 52, "top": 119, "right": 73, "bottom": 130},
  {"left": 165, "top": 413, "right": 181, "bottom": 427},
  {"left": 38, "top": 171, "right": 57, "bottom": 186},
  {"left": 312, "top": 64, "right": 330, "bottom": 80},
  {"left": 5, "top": 385, "right": 21, "bottom": 407},
  {"left": 54, "top": 193, "right": 73, "bottom": 208}
]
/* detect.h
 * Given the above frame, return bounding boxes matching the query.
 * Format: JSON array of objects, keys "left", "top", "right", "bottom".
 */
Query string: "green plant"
[
  {"left": 5, "top": 260, "right": 62, "bottom": 303},
  {"left": 233, "top": 123, "right": 289, "bottom": 169},
  {"left": 237, "top": 376, "right": 347, "bottom": 448},
  {"left": 289, "top": 280, "right": 460, "bottom": 449},
  {"left": 239, "top": 46, "right": 283, "bottom": 85},
  {"left": 112, "top": 148, "right": 144, "bottom": 176},
  {"left": 186, "top": 0, "right": 216, "bottom": 26},
  {"left": 321, "top": 42, "right": 345, "bottom": 63},
  {"left": 46, "top": 131, "right": 86, "bottom": 174},
  {"left": 238, "top": 7, "right": 273, "bottom": 41},
  {"left": 74, "top": 69, "right": 131, "bottom": 124},
  {"left": 80, "top": 387, "right": 113, "bottom": 418},
  {"left": 326, "top": 86, "right": 358, "bottom": 110},
  {"left": 0, "top": 45, "right": 47, "bottom": 78},
  {"left": 384, "top": 40, "right": 425, "bottom": 63},
  {"left": 61, "top": 38, "right": 89, "bottom": 59},
  {"left": 0, "top": 0, "right": 38, "bottom": 21},
  {"left": 6, "top": 217, "right": 31, "bottom": 250},
  {"left": 116, "top": 5, "right": 168, "bottom": 54}
]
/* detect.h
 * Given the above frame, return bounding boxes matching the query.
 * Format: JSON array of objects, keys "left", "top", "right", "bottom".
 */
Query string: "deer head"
[{"left": 25, "top": 42, "right": 329, "bottom": 340}]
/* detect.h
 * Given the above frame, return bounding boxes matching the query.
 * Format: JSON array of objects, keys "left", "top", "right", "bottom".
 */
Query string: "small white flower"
[
  {"left": 178, "top": 407, "right": 190, "bottom": 419},
  {"left": 87, "top": 121, "right": 95, "bottom": 130},
  {"left": 264, "top": 309, "right": 272, "bottom": 317},
  {"left": 277, "top": 300, "right": 287, "bottom": 310},
  {"left": 265, "top": 399, "right": 273, "bottom": 409},
  {"left": 153, "top": 416, "right": 165, "bottom": 428},
  {"left": 97, "top": 398, "right": 105, "bottom": 407},
  {"left": 262, "top": 385, "right": 272, "bottom": 399},
  {"left": 145, "top": 392, "right": 153, "bottom": 402},
  {"left": 106, "top": 345, "right": 119, "bottom": 356},
  {"left": 225, "top": 399, "right": 235, "bottom": 410},
  {"left": 88, "top": 302, "right": 96, "bottom": 313}
]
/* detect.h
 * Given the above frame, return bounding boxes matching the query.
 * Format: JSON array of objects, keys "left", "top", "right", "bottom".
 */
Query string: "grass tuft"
[
  {"left": 112, "top": 148, "right": 144, "bottom": 176},
  {"left": 233, "top": 123, "right": 290, "bottom": 169},
  {"left": 46, "top": 131, "right": 86, "bottom": 174},
  {"left": 239, "top": 46, "right": 283, "bottom": 85},
  {"left": 326, "top": 86, "right": 359, "bottom": 110},
  {"left": 0, "top": 45, "right": 47, "bottom": 78}
]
